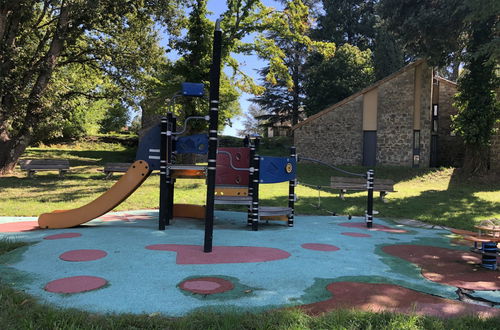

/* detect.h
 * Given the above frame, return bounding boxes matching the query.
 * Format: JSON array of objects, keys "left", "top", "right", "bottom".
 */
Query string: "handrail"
[
  {"left": 298, "top": 156, "right": 366, "bottom": 178},
  {"left": 172, "top": 116, "right": 209, "bottom": 136},
  {"left": 217, "top": 150, "right": 252, "bottom": 172}
]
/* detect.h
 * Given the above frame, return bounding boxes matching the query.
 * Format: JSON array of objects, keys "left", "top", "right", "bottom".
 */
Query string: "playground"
[
  {"left": 1, "top": 20, "right": 499, "bottom": 328},
  {"left": 1, "top": 210, "right": 499, "bottom": 318}
]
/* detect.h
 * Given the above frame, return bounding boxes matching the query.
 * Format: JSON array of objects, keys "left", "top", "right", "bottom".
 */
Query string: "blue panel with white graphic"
[
  {"left": 135, "top": 124, "right": 160, "bottom": 170},
  {"left": 181, "top": 82, "right": 205, "bottom": 97},
  {"left": 259, "top": 156, "right": 296, "bottom": 183},
  {"left": 176, "top": 134, "right": 209, "bottom": 154}
]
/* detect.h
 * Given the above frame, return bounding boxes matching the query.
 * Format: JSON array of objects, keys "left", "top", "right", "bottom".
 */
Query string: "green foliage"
[
  {"left": 452, "top": 18, "right": 500, "bottom": 148},
  {"left": 0, "top": 0, "right": 184, "bottom": 172},
  {"left": 304, "top": 44, "right": 375, "bottom": 115},
  {"left": 380, "top": 0, "right": 499, "bottom": 173},
  {"left": 315, "top": 0, "right": 377, "bottom": 49},
  {"left": 99, "top": 104, "right": 130, "bottom": 134}
]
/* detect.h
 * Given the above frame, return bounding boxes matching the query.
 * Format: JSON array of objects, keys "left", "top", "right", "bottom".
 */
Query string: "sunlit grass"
[{"left": 1, "top": 141, "right": 499, "bottom": 230}]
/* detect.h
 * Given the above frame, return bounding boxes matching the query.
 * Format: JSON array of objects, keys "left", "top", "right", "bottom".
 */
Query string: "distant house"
[{"left": 292, "top": 60, "right": 484, "bottom": 168}]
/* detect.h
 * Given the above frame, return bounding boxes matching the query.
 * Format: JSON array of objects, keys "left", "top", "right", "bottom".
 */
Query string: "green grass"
[
  {"left": 1, "top": 139, "right": 498, "bottom": 230},
  {"left": 1, "top": 139, "right": 499, "bottom": 327}
]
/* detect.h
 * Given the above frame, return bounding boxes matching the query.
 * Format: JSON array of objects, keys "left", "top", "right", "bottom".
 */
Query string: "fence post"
[
  {"left": 288, "top": 146, "right": 296, "bottom": 227},
  {"left": 366, "top": 169, "right": 374, "bottom": 228}
]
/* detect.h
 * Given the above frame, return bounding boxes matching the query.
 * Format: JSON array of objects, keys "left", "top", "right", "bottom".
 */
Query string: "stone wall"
[
  {"left": 294, "top": 95, "right": 363, "bottom": 165},
  {"left": 436, "top": 78, "right": 464, "bottom": 166},
  {"left": 377, "top": 68, "right": 416, "bottom": 166},
  {"left": 293, "top": 60, "right": 437, "bottom": 167}
]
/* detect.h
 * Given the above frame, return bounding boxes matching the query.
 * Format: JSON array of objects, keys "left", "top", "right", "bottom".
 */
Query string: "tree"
[
  {"left": 0, "top": 0, "right": 183, "bottom": 174},
  {"left": 315, "top": 0, "right": 377, "bottom": 50},
  {"left": 236, "top": 104, "right": 266, "bottom": 137},
  {"left": 313, "top": 0, "right": 407, "bottom": 80},
  {"left": 252, "top": 0, "right": 335, "bottom": 127},
  {"left": 304, "top": 43, "right": 375, "bottom": 115},
  {"left": 379, "top": 0, "right": 499, "bottom": 174}
]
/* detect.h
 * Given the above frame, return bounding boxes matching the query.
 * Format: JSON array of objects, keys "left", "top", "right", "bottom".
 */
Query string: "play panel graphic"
[{"left": 0, "top": 211, "right": 498, "bottom": 317}]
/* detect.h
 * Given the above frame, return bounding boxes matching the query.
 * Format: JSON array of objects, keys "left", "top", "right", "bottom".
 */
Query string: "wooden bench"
[
  {"left": 100, "top": 162, "right": 132, "bottom": 179},
  {"left": 330, "top": 176, "right": 395, "bottom": 202},
  {"left": 19, "top": 159, "right": 70, "bottom": 178}
]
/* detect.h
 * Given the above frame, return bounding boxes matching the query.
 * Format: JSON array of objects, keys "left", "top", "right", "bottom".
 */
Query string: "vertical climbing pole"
[
  {"left": 288, "top": 146, "right": 296, "bottom": 227},
  {"left": 167, "top": 115, "right": 177, "bottom": 225},
  {"left": 366, "top": 169, "right": 374, "bottom": 228},
  {"left": 251, "top": 151, "right": 261, "bottom": 231},
  {"left": 165, "top": 112, "right": 174, "bottom": 227},
  {"left": 159, "top": 116, "right": 168, "bottom": 230},
  {"left": 204, "top": 20, "right": 222, "bottom": 253}
]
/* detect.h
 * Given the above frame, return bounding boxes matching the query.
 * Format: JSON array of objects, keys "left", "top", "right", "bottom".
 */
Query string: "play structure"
[
  {"left": 37, "top": 21, "right": 379, "bottom": 254},
  {"left": 37, "top": 21, "right": 297, "bottom": 253}
]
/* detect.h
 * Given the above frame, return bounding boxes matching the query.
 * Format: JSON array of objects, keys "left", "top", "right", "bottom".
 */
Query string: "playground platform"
[{"left": 0, "top": 211, "right": 499, "bottom": 318}]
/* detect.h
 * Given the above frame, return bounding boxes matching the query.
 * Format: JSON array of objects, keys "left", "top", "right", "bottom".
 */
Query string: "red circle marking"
[
  {"left": 179, "top": 277, "right": 234, "bottom": 294},
  {"left": 341, "top": 232, "right": 372, "bottom": 238},
  {"left": 44, "top": 233, "right": 82, "bottom": 240},
  {"left": 301, "top": 243, "right": 340, "bottom": 251},
  {"left": 44, "top": 276, "right": 107, "bottom": 293},
  {"left": 59, "top": 249, "right": 107, "bottom": 262},
  {"left": 0, "top": 221, "right": 39, "bottom": 232}
]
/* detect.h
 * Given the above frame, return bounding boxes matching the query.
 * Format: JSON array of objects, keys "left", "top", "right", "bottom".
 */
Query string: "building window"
[
  {"left": 432, "top": 104, "right": 439, "bottom": 133},
  {"left": 413, "top": 130, "right": 420, "bottom": 168}
]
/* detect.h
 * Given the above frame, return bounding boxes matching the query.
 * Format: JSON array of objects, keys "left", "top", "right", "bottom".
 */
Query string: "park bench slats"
[
  {"left": 19, "top": 159, "right": 70, "bottom": 178},
  {"left": 330, "top": 176, "right": 395, "bottom": 202},
  {"left": 101, "top": 162, "right": 132, "bottom": 179}
]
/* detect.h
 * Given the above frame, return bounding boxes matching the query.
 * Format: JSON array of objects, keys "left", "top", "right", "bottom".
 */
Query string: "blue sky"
[{"left": 159, "top": 0, "right": 281, "bottom": 136}]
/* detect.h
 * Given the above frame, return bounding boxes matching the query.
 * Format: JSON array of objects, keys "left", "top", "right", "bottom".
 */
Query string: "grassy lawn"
[
  {"left": 1, "top": 138, "right": 498, "bottom": 230},
  {"left": 1, "top": 138, "right": 499, "bottom": 328}
]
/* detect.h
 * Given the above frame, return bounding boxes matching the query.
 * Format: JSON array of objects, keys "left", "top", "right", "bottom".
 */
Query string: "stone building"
[{"left": 292, "top": 60, "right": 471, "bottom": 168}]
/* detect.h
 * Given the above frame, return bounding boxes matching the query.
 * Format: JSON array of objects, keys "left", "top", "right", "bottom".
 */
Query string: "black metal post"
[
  {"left": 288, "top": 146, "right": 296, "bottom": 227},
  {"left": 159, "top": 116, "right": 168, "bottom": 230},
  {"left": 167, "top": 116, "right": 177, "bottom": 225},
  {"left": 247, "top": 142, "right": 255, "bottom": 226},
  {"left": 251, "top": 152, "right": 260, "bottom": 231},
  {"left": 165, "top": 112, "right": 174, "bottom": 226},
  {"left": 366, "top": 169, "right": 374, "bottom": 228},
  {"left": 203, "top": 20, "right": 222, "bottom": 253}
]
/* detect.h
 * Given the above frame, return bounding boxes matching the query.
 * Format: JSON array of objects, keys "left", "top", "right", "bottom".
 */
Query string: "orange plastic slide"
[{"left": 38, "top": 160, "right": 151, "bottom": 229}]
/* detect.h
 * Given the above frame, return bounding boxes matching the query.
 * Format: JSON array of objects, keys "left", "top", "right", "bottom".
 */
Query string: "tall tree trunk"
[
  {"left": 0, "top": 4, "right": 70, "bottom": 174},
  {"left": 0, "top": 131, "right": 30, "bottom": 175},
  {"left": 462, "top": 144, "right": 489, "bottom": 175}
]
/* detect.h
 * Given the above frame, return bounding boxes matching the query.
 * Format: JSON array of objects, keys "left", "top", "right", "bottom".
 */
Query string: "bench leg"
[
  {"left": 59, "top": 170, "right": 67, "bottom": 178},
  {"left": 27, "top": 170, "right": 35, "bottom": 178},
  {"left": 105, "top": 172, "right": 113, "bottom": 180},
  {"left": 339, "top": 189, "right": 346, "bottom": 200},
  {"left": 379, "top": 191, "right": 388, "bottom": 203}
]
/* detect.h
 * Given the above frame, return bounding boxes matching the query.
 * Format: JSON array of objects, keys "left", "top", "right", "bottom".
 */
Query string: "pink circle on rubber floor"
[
  {"left": 59, "top": 249, "right": 107, "bottom": 262},
  {"left": 44, "top": 233, "right": 82, "bottom": 240},
  {"left": 341, "top": 232, "right": 372, "bottom": 238},
  {"left": 301, "top": 243, "right": 340, "bottom": 251},
  {"left": 0, "top": 221, "right": 39, "bottom": 232},
  {"left": 44, "top": 276, "right": 107, "bottom": 293},
  {"left": 179, "top": 277, "right": 234, "bottom": 294}
]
